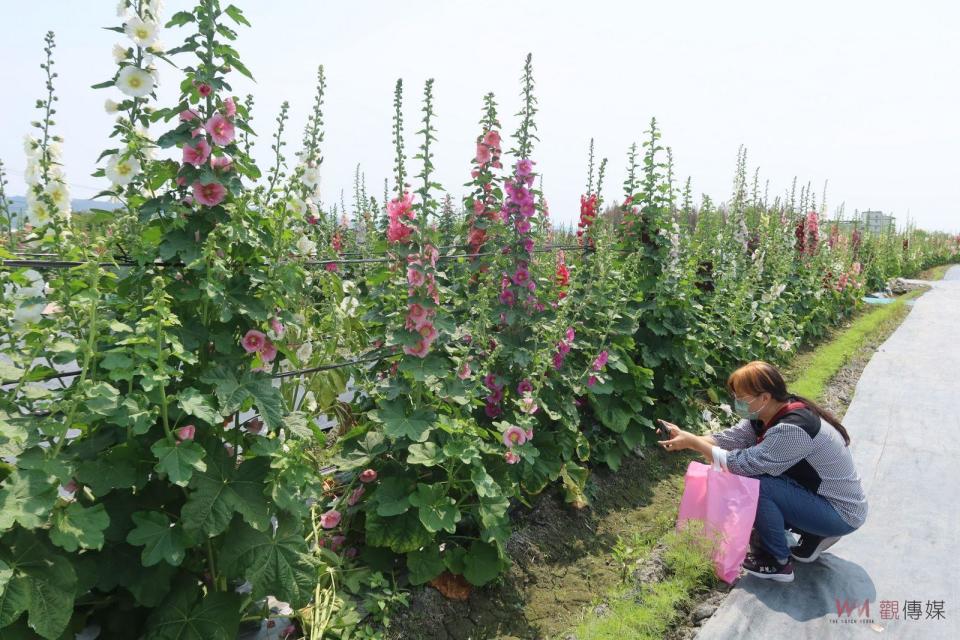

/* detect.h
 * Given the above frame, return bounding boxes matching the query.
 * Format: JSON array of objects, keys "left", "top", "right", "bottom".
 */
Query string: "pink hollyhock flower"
[
  {"left": 516, "top": 219, "right": 532, "bottom": 235},
  {"left": 588, "top": 375, "right": 598, "bottom": 387},
  {"left": 511, "top": 268, "right": 530, "bottom": 286},
  {"left": 205, "top": 113, "right": 236, "bottom": 146},
  {"left": 565, "top": 327, "right": 576, "bottom": 342},
  {"left": 197, "top": 82, "right": 212, "bottom": 97},
  {"left": 329, "top": 535, "right": 346, "bottom": 551},
  {"left": 485, "top": 402, "right": 501, "bottom": 418},
  {"left": 521, "top": 397, "right": 538, "bottom": 414},
  {"left": 270, "top": 317, "right": 285, "bottom": 338},
  {"left": 259, "top": 339, "right": 277, "bottom": 362},
  {"left": 504, "top": 451, "right": 520, "bottom": 464},
  {"left": 593, "top": 350, "right": 609, "bottom": 370},
  {"left": 557, "top": 341, "right": 571, "bottom": 356},
  {"left": 176, "top": 424, "right": 196, "bottom": 442},
  {"left": 359, "top": 469, "right": 378, "bottom": 483},
  {"left": 192, "top": 180, "right": 227, "bottom": 206},
  {"left": 191, "top": 127, "right": 205, "bottom": 138},
  {"left": 387, "top": 219, "right": 413, "bottom": 244},
  {"left": 418, "top": 323, "right": 438, "bottom": 343},
  {"left": 470, "top": 168, "right": 480, "bottom": 179},
  {"left": 473, "top": 199, "right": 485, "bottom": 215},
  {"left": 487, "top": 387, "right": 504, "bottom": 405},
  {"left": 210, "top": 155, "right": 232, "bottom": 171},
  {"left": 525, "top": 428, "right": 534, "bottom": 440},
  {"left": 552, "top": 352, "right": 565, "bottom": 370},
  {"left": 242, "top": 329, "right": 267, "bottom": 353},
  {"left": 407, "top": 266, "right": 426, "bottom": 287},
  {"left": 182, "top": 139, "right": 212, "bottom": 167},
  {"left": 484, "top": 130, "right": 501, "bottom": 148},
  {"left": 224, "top": 97, "right": 237, "bottom": 118},
  {"left": 403, "top": 339, "right": 430, "bottom": 358},
  {"left": 851, "top": 261, "right": 862, "bottom": 275},
  {"left": 179, "top": 109, "right": 199, "bottom": 121},
  {"left": 499, "top": 289, "right": 516, "bottom": 306},
  {"left": 517, "top": 379, "right": 533, "bottom": 395},
  {"left": 347, "top": 486, "right": 365, "bottom": 506},
  {"left": 344, "top": 547, "right": 358, "bottom": 558},
  {"left": 483, "top": 373, "right": 500, "bottom": 390},
  {"left": 176, "top": 175, "right": 188, "bottom": 187},
  {"left": 475, "top": 143, "right": 492, "bottom": 165},
  {"left": 306, "top": 214, "right": 319, "bottom": 225},
  {"left": 458, "top": 362, "right": 471, "bottom": 380},
  {"left": 407, "top": 303, "right": 429, "bottom": 327},
  {"left": 320, "top": 509, "right": 341, "bottom": 529},
  {"left": 502, "top": 425, "right": 527, "bottom": 448}
]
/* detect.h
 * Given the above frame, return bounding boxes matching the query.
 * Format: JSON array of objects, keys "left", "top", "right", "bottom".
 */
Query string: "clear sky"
[{"left": 1, "top": 0, "right": 958, "bottom": 232}]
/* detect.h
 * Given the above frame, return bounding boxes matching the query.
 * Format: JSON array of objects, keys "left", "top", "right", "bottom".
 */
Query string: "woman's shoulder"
[{"left": 769, "top": 406, "right": 821, "bottom": 439}]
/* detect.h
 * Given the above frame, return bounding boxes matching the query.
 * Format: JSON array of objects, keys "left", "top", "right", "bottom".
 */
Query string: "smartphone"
[{"left": 656, "top": 418, "right": 673, "bottom": 439}]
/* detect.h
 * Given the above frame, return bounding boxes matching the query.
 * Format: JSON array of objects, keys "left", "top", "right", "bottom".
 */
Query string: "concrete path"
[{"left": 696, "top": 266, "right": 960, "bottom": 639}]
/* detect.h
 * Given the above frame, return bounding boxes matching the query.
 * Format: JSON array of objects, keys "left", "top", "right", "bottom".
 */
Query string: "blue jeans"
[{"left": 753, "top": 474, "right": 858, "bottom": 563}]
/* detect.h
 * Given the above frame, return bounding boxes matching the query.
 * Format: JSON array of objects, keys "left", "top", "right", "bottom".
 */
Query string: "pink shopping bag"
[{"left": 676, "top": 459, "right": 760, "bottom": 583}]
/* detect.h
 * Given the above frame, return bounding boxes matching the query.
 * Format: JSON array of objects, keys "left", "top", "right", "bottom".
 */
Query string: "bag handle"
[{"left": 711, "top": 456, "right": 722, "bottom": 472}]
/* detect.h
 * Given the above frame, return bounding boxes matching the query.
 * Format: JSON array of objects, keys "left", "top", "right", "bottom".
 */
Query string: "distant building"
[{"left": 861, "top": 210, "right": 896, "bottom": 234}]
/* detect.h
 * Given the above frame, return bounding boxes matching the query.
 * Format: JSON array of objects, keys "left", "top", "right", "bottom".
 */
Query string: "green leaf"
[
  {"left": 0, "top": 531, "right": 77, "bottom": 640},
  {"left": 406, "top": 545, "right": 444, "bottom": 585},
  {"left": 408, "top": 483, "right": 460, "bottom": 534},
  {"left": 49, "top": 503, "right": 109, "bottom": 552},
  {"left": 470, "top": 467, "right": 502, "bottom": 499},
  {"left": 364, "top": 511, "right": 432, "bottom": 553},
  {"left": 462, "top": 541, "right": 502, "bottom": 586},
  {"left": 181, "top": 444, "right": 270, "bottom": 537},
  {"left": 144, "top": 579, "right": 240, "bottom": 640},
  {"left": 84, "top": 382, "right": 120, "bottom": 416},
  {"left": 151, "top": 439, "right": 206, "bottom": 487},
  {"left": 199, "top": 366, "right": 284, "bottom": 431},
  {"left": 329, "top": 430, "right": 386, "bottom": 471},
  {"left": 406, "top": 441, "right": 443, "bottom": 467},
  {"left": 0, "top": 470, "right": 57, "bottom": 531},
  {"left": 177, "top": 388, "right": 221, "bottom": 426},
  {"left": 398, "top": 353, "right": 448, "bottom": 382},
  {"left": 370, "top": 477, "right": 413, "bottom": 517},
  {"left": 126, "top": 512, "right": 188, "bottom": 567},
  {"left": 220, "top": 516, "right": 319, "bottom": 608},
  {"left": 223, "top": 5, "right": 251, "bottom": 27},
  {"left": 76, "top": 442, "right": 151, "bottom": 496},
  {"left": 443, "top": 440, "right": 480, "bottom": 464},
  {"left": 370, "top": 399, "right": 435, "bottom": 443},
  {"left": 164, "top": 11, "right": 195, "bottom": 28}
]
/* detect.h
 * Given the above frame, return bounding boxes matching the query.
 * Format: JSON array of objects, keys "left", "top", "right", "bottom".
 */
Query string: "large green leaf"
[
  {"left": 0, "top": 470, "right": 57, "bottom": 531},
  {"left": 370, "top": 399, "right": 435, "bottom": 443},
  {"left": 181, "top": 443, "right": 270, "bottom": 537},
  {"left": 365, "top": 511, "right": 432, "bottom": 553},
  {"left": 76, "top": 442, "right": 151, "bottom": 496},
  {"left": 144, "top": 579, "right": 240, "bottom": 640},
  {"left": 369, "top": 476, "right": 414, "bottom": 517},
  {"left": 127, "top": 512, "right": 188, "bottom": 567},
  {"left": 329, "top": 430, "right": 386, "bottom": 471},
  {"left": 176, "top": 388, "right": 221, "bottom": 426},
  {"left": 462, "top": 541, "right": 502, "bottom": 586},
  {"left": 219, "top": 517, "right": 319, "bottom": 608},
  {"left": 49, "top": 503, "right": 109, "bottom": 552},
  {"left": 407, "top": 483, "right": 461, "bottom": 534},
  {"left": 0, "top": 530, "right": 77, "bottom": 640},
  {"left": 199, "top": 366, "right": 284, "bottom": 431},
  {"left": 406, "top": 545, "right": 444, "bottom": 585},
  {"left": 406, "top": 441, "right": 443, "bottom": 467},
  {"left": 151, "top": 439, "right": 207, "bottom": 487}
]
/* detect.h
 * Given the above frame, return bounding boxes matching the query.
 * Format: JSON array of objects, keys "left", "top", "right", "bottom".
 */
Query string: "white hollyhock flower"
[
  {"left": 301, "top": 165, "right": 321, "bottom": 189},
  {"left": 104, "top": 99, "right": 120, "bottom": 114},
  {"left": 112, "top": 43, "right": 129, "bottom": 63},
  {"left": 116, "top": 66, "right": 154, "bottom": 98},
  {"left": 48, "top": 141, "right": 63, "bottom": 160},
  {"left": 45, "top": 180, "right": 70, "bottom": 210},
  {"left": 23, "top": 160, "right": 41, "bottom": 186},
  {"left": 124, "top": 16, "right": 160, "bottom": 48},
  {"left": 106, "top": 155, "right": 141, "bottom": 185},
  {"left": 116, "top": 1, "right": 128, "bottom": 18},
  {"left": 26, "top": 191, "right": 48, "bottom": 223},
  {"left": 296, "top": 235, "right": 316, "bottom": 256},
  {"left": 13, "top": 302, "right": 44, "bottom": 325},
  {"left": 23, "top": 135, "right": 39, "bottom": 156},
  {"left": 304, "top": 391, "right": 318, "bottom": 412},
  {"left": 147, "top": 41, "right": 164, "bottom": 54},
  {"left": 296, "top": 341, "right": 313, "bottom": 362}
]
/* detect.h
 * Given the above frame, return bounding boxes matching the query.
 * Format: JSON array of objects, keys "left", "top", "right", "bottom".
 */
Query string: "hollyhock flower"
[
  {"left": 224, "top": 96, "right": 237, "bottom": 118},
  {"left": 210, "top": 155, "right": 232, "bottom": 171},
  {"left": 104, "top": 99, "right": 119, "bottom": 114},
  {"left": 521, "top": 397, "right": 538, "bottom": 414},
  {"left": 242, "top": 329, "right": 267, "bottom": 353},
  {"left": 205, "top": 112, "right": 236, "bottom": 146},
  {"left": 105, "top": 155, "right": 141, "bottom": 186},
  {"left": 523, "top": 237, "right": 535, "bottom": 253},
  {"left": 182, "top": 139, "right": 211, "bottom": 167},
  {"left": 192, "top": 180, "right": 227, "bottom": 207},
  {"left": 359, "top": 469, "right": 378, "bottom": 483},
  {"left": 525, "top": 428, "right": 534, "bottom": 440},
  {"left": 852, "top": 261, "right": 862, "bottom": 275},
  {"left": 269, "top": 317, "right": 285, "bottom": 338},
  {"left": 502, "top": 425, "right": 527, "bottom": 448},
  {"left": 565, "top": 327, "right": 576, "bottom": 342},
  {"left": 407, "top": 266, "right": 426, "bottom": 287},
  {"left": 259, "top": 340, "right": 277, "bottom": 362},
  {"left": 124, "top": 16, "right": 160, "bottom": 47},
  {"left": 347, "top": 486, "right": 365, "bottom": 506},
  {"left": 403, "top": 340, "right": 430, "bottom": 358},
  {"left": 593, "top": 350, "right": 609, "bottom": 370},
  {"left": 475, "top": 143, "right": 492, "bottom": 165},
  {"left": 557, "top": 341, "right": 571, "bottom": 356},
  {"left": 483, "top": 130, "right": 501, "bottom": 148},
  {"left": 511, "top": 267, "right": 530, "bottom": 286},
  {"left": 179, "top": 109, "right": 198, "bottom": 121},
  {"left": 516, "top": 159, "right": 534, "bottom": 176},
  {"left": 485, "top": 403, "right": 501, "bottom": 418},
  {"left": 329, "top": 535, "right": 347, "bottom": 551},
  {"left": 552, "top": 352, "right": 565, "bottom": 370},
  {"left": 483, "top": 374, "right": 500, "bottom": 390},
  {"left": 117, "top": 66, "right": 154, "bottom": 97},
  {"left": 504, "top": 451, "right": 520, "bottom": 464},
  {"left": 320, "top": 510, "right": 341, "bottom": 529},
  {"left": 486, "top": 387, "right": 504, "bottom": 405},
  {"left": 588, "top": 375, "right": 598, "bottom": 387},
  {"left": 407, "top": 304, "right": 429, "bottom": 329},
  {"left": 296, "top": 235, "right": 316, "bottom": 255},
  {"left": 517, "top": 379, "right": 533, "bottom": 395},
  {"left": 176, "top": 424, "right": 196, "bottom": 442},
  {"left": 418, "top": 323, "right": 438, "bottom": 343},
  {"left": 458, "top": 362, "right": 471, "bottom": 380},
  {"left": 197, "top": 82, "right": 212, "bottom": 97},
  {"left": 499, "top": 289, "right": 515, "bottom": 306}
]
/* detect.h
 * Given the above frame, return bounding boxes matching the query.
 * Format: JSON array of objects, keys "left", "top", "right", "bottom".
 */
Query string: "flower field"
[{"left": 1, "top": 1, "right": 958, "bottom": 639}]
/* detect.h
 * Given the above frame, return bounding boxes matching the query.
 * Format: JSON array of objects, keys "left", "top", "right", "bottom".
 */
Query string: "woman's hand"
[{"left": 656, "top": 419, "right": 696, "bottom": 452}]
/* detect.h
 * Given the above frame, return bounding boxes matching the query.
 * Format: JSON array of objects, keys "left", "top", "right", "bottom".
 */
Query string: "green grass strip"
[{"left": 787, "top": 288, "right": 926, "bottom": 401}]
